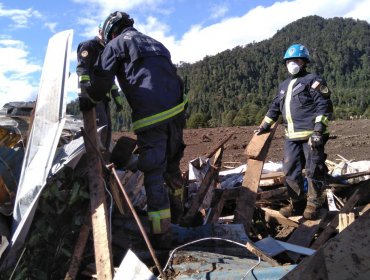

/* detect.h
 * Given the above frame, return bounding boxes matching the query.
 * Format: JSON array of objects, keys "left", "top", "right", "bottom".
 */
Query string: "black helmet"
[{"left": 102, "top": 11, "right": 134, "bottom": 44}]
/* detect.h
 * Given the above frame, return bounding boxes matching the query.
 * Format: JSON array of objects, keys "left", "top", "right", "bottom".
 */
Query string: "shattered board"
[{"left": 2, "top": 29, "right": 73, "bottom": 268}]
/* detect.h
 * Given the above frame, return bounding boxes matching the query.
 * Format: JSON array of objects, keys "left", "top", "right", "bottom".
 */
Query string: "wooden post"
[
  {"left": 234, "top": 123, "right": 278, "bottom": 233},
  {"left": 81, "top": 109, "right": 113, "bottom": 280}
]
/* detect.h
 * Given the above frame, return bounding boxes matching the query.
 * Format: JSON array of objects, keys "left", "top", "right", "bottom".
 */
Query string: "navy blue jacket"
[
  {"left": 76, "top": 36, "right": 104, "bottom": 84},
  {"left": 94, "top": 27, "right": 184, "bottom": 132},
  {"left": 264, "top": 70, "right": 332, "bottom": 140}
]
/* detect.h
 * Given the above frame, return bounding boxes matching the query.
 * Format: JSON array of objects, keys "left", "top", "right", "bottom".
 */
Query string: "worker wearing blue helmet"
[{"left": 256, "top": 44, "right": 333, "bottom": 220}]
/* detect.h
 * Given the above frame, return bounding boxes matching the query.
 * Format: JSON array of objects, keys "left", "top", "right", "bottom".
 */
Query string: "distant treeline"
[{"left": 67, "top": 15, "right": 370, "bottom": 130}]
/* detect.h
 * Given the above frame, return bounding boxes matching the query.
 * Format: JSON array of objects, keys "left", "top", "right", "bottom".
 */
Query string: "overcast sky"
[{"left": 1, "top": 0, "right": 370, "bottom": 107}]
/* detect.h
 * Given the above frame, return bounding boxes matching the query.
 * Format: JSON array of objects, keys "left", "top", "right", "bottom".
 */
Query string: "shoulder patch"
[
  {"left": 81, "top": 50, "right": 89, "bottom": 57},
  {"left": 319, "top": 85, "right": 331, "bottom": 97},
  {"left": 311, "top": 80, "right": 320, "bottom": 89}
]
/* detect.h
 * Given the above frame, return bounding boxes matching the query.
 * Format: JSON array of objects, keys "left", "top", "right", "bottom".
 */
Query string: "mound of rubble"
[{"left": 0, "top": 102, "right": 370, "bottom": 280}]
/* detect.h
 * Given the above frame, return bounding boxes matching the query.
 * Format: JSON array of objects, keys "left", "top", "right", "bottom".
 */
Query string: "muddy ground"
[{"left": 113, "top": 119, "right": 370, "bottom": 172}]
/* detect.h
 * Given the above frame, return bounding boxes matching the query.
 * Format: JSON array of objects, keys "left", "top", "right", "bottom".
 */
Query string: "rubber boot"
[
  {"left": 279, "top": 199, "right": 305, "bottom": 218},
  {"left": 149, "top": 218, "right": 173, "bottom": 250},
  {"left": 303, "top": 204, "right": 320, "bottom": 220},
  {"left": 164, "top": 173, "right": 185, "bottom": 224}
]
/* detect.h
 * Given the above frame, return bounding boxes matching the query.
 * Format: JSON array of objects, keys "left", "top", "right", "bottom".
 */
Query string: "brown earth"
[{"left": 113, "top": 119, "right": 370, "bottom": 172}]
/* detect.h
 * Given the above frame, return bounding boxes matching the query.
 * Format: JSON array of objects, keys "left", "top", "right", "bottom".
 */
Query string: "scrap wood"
[
  {"left": 109, "top": 165, "right": 166, "bottom": 280},
  {"left": 282, "top": 209, "right": 370, "bottom": 280},
  {"left": 109, "top": 178, "right": 125, "bottom": 215},
  {"left": 245, "top": 241, "right": 280, "bottom": 267},
  {"left": 81, "top": 111, "right": 113, "bottom": 280},
  {"left": 275, "top": 226, "right": 296, "bottom": 240},
  {"left": 311, "top": 189, "right": 359, "bottom": 250},
  {"left": 245, "top": 121, "right": 277, "bottom": 159},
  {"left": 261, "top": 207, "right": 299, "bottom": 228},
  {"left": 257, "top": 187, "right": 287, "bottom": 200},
  {"left": 328, "top": 170, "right": 370, "bottom": 184},
  {"left": 359, "top": 203, "right": 370, "bottom": 215},
  {"left": 285, "top": 209, "right": 327, "bottom": 263},
  {"left": 206, "top": 188, "right": 239, "bottom": 224},
  {"left": 338, "top": 212, "right": 355, "bottom": 232},
  {"left": 181, "top": 150, "right": 222, "bottom": 226},
  {"left": 64, "top": 213, "right": 91, "bottom": 280},
  {"left": 205, "top": 133, "right": 233, "bottom": 159},
  {"left": 234, "top": 123, "right": 278, "bottom": 233}
]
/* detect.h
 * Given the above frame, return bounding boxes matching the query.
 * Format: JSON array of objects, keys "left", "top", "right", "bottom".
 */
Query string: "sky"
[{"left": 1, "top": 0, "right": 370, "bottom": 108}]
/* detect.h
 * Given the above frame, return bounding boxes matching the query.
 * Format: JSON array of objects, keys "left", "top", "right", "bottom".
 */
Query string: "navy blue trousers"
[
  {"left": 136, "top": 114, "right": 185, "bottom": 213},
  {"left": 283, "top": 136, "right": 328, "bottom": 206}
]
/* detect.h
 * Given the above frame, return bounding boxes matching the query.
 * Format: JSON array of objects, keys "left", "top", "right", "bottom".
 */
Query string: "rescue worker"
[
  {"left": 256, "top": 44, "right": 333, "bottom": 220},
  {"left": 90, "top": 11, "right": 187, "bottom": 247},
  {"left": 76, "top": 22, "right": 124, "bottom": 151}
]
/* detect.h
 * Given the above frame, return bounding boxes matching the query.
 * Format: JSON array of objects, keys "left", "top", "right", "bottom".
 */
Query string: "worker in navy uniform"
[
  {"left": 91, "top": 11, "right": 187, "bottom": 247},
  {"left": 76, "top": 22, "right": 124, "bottom": 151},
  {"left": 256, "top": 44, "right": 333, "bottom": 220}
]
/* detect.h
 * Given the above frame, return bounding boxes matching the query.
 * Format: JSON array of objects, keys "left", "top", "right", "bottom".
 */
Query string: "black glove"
[
  {"left": 80, "top": 80, "right": 92, "bottom": 94},
  {"left": 309, "top": 132, "right": 323, "bottom": 149},
  {"left": 79, "top": 95, "right": 96, "bottom": 112},
  {"left": 255, "top": 122, "right": 271, "bottom": 135}
]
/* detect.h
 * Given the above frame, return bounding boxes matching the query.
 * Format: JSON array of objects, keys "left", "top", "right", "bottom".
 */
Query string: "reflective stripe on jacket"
[
  {"left": 96, "top": 27, "right": 184, "bottom": 132},
  {"left": 265, "top": 71, "right": 332, "bottom": 140}
]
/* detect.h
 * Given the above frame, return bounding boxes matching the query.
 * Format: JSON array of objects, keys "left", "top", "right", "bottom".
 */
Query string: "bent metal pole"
[{"left": 108, "top": 164, "right": 167, "bottom": 280}]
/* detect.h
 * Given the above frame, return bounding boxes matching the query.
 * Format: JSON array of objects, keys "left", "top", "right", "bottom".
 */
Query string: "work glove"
[
  {"left": 80, "top": 80, "right": 92, "bottom": 94},
  {"left": 78, "top": 95, "right": 96, "bottom": 112},
  {"left": 309, "top": 131, "right": 323, "bottom": 149},
  {"left": 255, "top": 122, "right": 271, "bottom": 135}
]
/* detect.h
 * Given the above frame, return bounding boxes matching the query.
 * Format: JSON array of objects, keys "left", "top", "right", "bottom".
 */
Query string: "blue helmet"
[
  {"left": 283, "top": 44, "right": 310, "bottom": 62},
  {"left": 101, "top": 11, "right": 134, "bottom": 44}
]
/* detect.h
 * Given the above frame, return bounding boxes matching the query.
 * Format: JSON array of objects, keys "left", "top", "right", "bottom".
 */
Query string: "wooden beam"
[
  {"left": 234, "top": 123, "right": 278, "bottom": 233},
  {"left": 282, "top": 209, "right": 370, "bottom": 280},
  {"left": 311, "top": 189, "right": 359, "bottom": 250},
  {"left": 64, "top": 214, "right": 91, "bottom": 280},
  {"left": 180, "top": 163, "right": 219, "bottom": 227},
  {"left": 81, "top": 108, "right": 113, "bottom": 280},
  {"left": 245, "top": 241, "right": 280, "bottom": 267},
  {"left": 285, "top": 210, "right": 327, "bottom": 263},
  {"left": 261, "top": 207, "right": 299, "bottom": 228},
  {"left": 205, "top": 133, "right": 233, "bottom": 159}
]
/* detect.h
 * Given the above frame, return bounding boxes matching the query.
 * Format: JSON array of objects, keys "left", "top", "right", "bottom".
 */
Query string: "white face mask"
[{"left": 287, "top": 61, "right": 301, "bottom": 75}]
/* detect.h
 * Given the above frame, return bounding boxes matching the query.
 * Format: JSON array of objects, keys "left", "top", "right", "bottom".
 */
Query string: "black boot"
[
  {"left": 303, "top": 204, "right": 320, "bottom": 220},
  {"left": 279, "top": 199, "right": 305, "bottom": 218}
]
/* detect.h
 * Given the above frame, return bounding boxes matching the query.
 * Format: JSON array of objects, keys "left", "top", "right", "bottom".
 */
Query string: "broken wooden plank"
[
  {"left": 285, "top": 210, "right": 327, "bottom": 263},
  {"left": 311, "top": 189, "right": 359, "bottom": 250},
  {"left": 181, "top": 164, "right": 219, "bottom": 226},
  {"left": 282, "top": 208, "right": 370, "bottom": 280},
  {"left": 205, "top": 133, "right": 233, "bottom": 159},
  {"left": 257, "top": 187, "right": 287, "bottom": 200},
  {"left": 245, "top": 241, "right": 280, "bottom": 267},
  {"left": 261, "top": 207, "right": 299, "bottom": 228},
  {"left": 245, "top": 122, "right": 276, "bottom": 159},
  {"left": 234, "top": 123, "right": 278, "bottom": 233},
  {"left": 64, "top": 214, "right": 91, "bottom": 280},
  {"left": 82, "top": 109, "right": 113, "bottom": 280},
  {"left": 207, "top": 188, "right": 240, "bottom": 224},
  {"left": 338, "top": 212, "right": 355, "bottom": 232}
]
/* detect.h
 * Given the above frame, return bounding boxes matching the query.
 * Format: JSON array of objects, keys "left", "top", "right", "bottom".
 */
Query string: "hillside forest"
[{"left": 67, "top": 15, "right": 370, "bottom": 130}]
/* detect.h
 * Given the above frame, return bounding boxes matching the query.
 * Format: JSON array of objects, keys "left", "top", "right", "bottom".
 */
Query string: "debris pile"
[{"left": 0, "top": 102, "right": 370, "bottom": 279}]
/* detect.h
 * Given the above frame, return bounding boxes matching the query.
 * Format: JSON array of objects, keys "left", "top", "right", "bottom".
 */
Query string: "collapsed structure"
[{"left": 0, "top": 29, "right": 370, "bottom": 280}]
